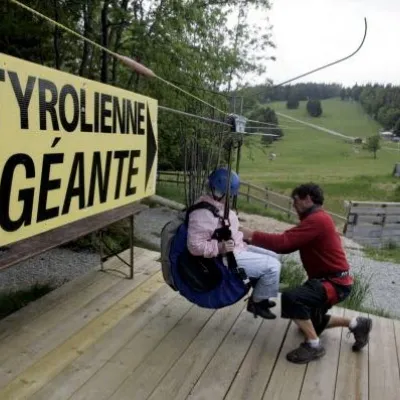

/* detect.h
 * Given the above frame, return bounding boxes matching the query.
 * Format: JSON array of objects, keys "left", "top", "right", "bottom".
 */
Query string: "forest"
[{"left": 0, "top": 0, "right": 277, "bottom": 170}]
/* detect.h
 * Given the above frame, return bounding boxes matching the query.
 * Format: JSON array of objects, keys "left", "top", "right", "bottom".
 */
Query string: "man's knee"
[
  {"left": 281, "top": 287, "right": 314, "bottom": 320},
  {"left": 281, "top": 289, "right": 298, "bottom": 309}
]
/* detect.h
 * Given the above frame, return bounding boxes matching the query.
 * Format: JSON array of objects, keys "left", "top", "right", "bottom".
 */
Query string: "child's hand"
[{"left": 220, "top": 239, "right": 235, "bottom": 254}]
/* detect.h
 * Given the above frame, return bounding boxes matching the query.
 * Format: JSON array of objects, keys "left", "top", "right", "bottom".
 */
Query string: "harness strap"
[
  {"left": 319, "top": 271, "right": 350, "bottom": 305},
  {"left": 184, "top": 202, "right": 221, "bottom": 225}
]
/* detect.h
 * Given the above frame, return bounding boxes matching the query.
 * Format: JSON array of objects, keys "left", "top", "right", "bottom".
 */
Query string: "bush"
[
  {"left": 279, "top": 258, "right": 306, "bottom": 289},
  {"left": 340, "top": 271, "right": 372, "bottom": 310},
  {"left": 286, "top": 97, "right": 299, "bottom": 109},
  {"left": 306, "top": 99, "right": 323, "bottom": 117}
]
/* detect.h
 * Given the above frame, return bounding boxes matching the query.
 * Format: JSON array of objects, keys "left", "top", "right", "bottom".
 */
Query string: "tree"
[
  {"left": 306, "top": 99, "right": 323, "bottom": 117},
  {"left": 2, "top": 0, "right": 276, "bottom": 185},
  {"left": 394, "top": 118, "right": 400, "bottom": 137},
  {"left": 377, "top": 106, "right": 400, "bottom": 130},
  {"left": 351, "top": 84, "right": 362, "bottom": 101},
  {"left": 286, "top": 94, "right": 299, "bottom": 109},
  {"left": 365, "top": 135, "right": 381, "bottom": 159},
  {"left": 246, "top": 105, "right": 283, "bottom": 147}
]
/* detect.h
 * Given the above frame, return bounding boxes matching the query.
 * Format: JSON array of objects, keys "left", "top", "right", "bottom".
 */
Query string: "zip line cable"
[
  {"left": 246, "top": 126, "right": 303, "bottom": 130},
  {"left": 271, "top": 18, "right": 368, "bottom": 88},
  {"left": 159, "top": 106, "right": 301, "bottom": 131},
  {"left": 158, "top": 106, "right": 231, "bottom": 127},
  {"left": 9, "top": 1, "right": 368, "bottom": 116},
  {"left": 158, "top": 107, "right": 281, "bottom": 137},
  {"left": 246, "top": 18, "right": 368, "bottom": 100},
  {"left": 8, "top": 0, "right": 368, "bottom": 137},
  {"left": 7, "top": 0, "right": 282, "bottom": 131},
  {"left": 9, "top": 0, "right": 227, "bottom": 115}
]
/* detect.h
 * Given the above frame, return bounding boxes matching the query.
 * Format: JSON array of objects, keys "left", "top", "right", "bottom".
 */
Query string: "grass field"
[
  {"left": 239, "top": 98, "right": 400, "bottom": 215},
  {"left": 270, "top": 98, "right": 382, "bottom": 138}
]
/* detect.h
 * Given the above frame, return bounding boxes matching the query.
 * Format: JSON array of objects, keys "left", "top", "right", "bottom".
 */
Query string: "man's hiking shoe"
[
  {"left": 349, "top": 316, "right": 372, "bottom": 351},
  {"left": 246, "top": 297, "right": 276, "bottom": 319},
  {"left": 286, "top": 342, "right": 326, "bottom": 364}
]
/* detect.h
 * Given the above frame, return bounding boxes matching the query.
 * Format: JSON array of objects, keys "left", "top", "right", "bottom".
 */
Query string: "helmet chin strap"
[{"left": 210, "top": 188, "right": 225, "bottom": 202}]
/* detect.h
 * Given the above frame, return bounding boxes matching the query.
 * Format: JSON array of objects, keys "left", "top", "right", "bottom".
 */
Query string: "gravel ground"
[
  {"left": 1, "top": 204, "right": 399, "bottom": 318},
  {"left": 0, "top": 247, "right": 100, "bottom": 293}
]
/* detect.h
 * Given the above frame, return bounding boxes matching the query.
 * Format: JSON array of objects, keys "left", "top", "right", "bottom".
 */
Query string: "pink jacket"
[{"left": 187, "top": 195, "right": 247, "bottom": 258}]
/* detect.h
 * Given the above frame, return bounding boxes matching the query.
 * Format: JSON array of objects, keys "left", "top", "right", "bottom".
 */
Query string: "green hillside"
[
  {"left": 240, "top": 99, "right": 400, "bottom": 215},
  {"left": 269, "top": 98, "right": 382, "bottom": 138}
]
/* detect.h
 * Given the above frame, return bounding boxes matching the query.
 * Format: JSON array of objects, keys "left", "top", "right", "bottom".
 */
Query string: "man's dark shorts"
[{"left": 281, "top": 279, "right": 352, "bottom": 335}]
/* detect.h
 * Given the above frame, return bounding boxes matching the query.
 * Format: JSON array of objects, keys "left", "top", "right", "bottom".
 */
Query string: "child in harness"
[{"left": 187, "top": 167, "right": 282, "bottom": 319}]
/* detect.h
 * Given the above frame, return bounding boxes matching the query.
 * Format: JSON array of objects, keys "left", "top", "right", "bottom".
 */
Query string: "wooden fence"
[
  {"left": 156, "top": 171, "right": 347, "bottom": 227},
  {"left": 343, "top": 201, "right": 400, "bottom": 248}
]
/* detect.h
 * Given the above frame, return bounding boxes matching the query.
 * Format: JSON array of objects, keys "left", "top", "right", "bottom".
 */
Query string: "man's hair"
[{"left": 291, "top": 183, "right": 324, "bottom": 205}]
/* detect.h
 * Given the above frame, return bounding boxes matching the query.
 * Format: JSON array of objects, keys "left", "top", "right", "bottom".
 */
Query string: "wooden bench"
[
  {"left": 343, "top": 200, "right": 400, "bottom": 248},
  {"left": 0, "top": 202, "right": 147, "bottom": 279}
]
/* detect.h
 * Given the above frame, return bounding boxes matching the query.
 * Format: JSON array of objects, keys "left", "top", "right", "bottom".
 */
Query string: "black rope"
[{"left": 248, "top": 18, "right": 368, "bottom": 100}]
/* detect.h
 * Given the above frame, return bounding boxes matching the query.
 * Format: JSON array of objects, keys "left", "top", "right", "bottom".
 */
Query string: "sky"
[{"left": 233, "top": 0, "right": 400, "bottom": 87}]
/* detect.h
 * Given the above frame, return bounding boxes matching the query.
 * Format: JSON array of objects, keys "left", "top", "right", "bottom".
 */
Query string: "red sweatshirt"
[{"left": 251, "top": 208, "right": 353, "bottom": 301}]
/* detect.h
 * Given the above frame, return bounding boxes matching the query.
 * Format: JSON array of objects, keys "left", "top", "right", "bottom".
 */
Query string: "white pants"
[{"left": 234, "top": 245, "right": 281, "bottom": 301}]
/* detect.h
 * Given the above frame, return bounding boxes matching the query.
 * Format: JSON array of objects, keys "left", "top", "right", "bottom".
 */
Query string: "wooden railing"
[{"left": 156, "top": 171, "right": 347, "bottom": 226}]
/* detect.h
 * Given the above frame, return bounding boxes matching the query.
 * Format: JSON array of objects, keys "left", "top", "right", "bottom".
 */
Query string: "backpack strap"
[
  {"left": 184, "top": 201, "right": 250, "bottom": 287},
  {"left": 184, "top": 201, "right": 221, "bottom": 225}
]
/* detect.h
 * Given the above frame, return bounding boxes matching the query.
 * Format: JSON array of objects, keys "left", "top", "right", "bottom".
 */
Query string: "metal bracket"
[{"left": 93, "top": 215, "right": 135, "bottom": 280}]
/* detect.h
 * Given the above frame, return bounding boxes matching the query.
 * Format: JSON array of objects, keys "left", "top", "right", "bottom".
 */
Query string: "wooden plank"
[
  {"left": 262, "top": 321, "right": 307, "bottom": 400},
  {"left": 180, "top": 306, "right": 262, "bottom": 400},
  {"left": 299, "top": 307, "right": 344, "bottom": 400},
  {"left": 352, "top": 215, "right": 385, "bottom": 224},
  {"left": 349, "top": 207, "right": 400, "bottom": 215},
  {"left": 0, "top": 273, "right": 120, "bottom": 363},
  {"left": 369, "top": 315, "right": 400, "bottom": 400},
  {"left": 384, "top": 215, "right": 400, "bottom": 224},
  {"left": 30, "top": 284, "right": 179, "bottom": 400},
  {"left": 348, "top": 238, "right": 383, "bottom": 247},
  {"left": 350, "top": 201, "right": 400, "bottom": 206},
  {"left": 0, "top": 247, "right": 147, "bottom": 341},
  {"left": 0, "top": 271, "right": 166, "bottom": 399},
  {"left": 68, "top": 295, "right": 195, "bottom": 400},
  {"left": 394, "top": 320, "right": 400, "bottom": 386},
  {"left": 346, "top": 226, "right": 382, "bottom": 237},
  {"left": 0, "top": 252, "right": 160, "bottom": 388},
  {"left": 0, "top": 202, "right": 147, "bottom": 271},
  {"left": 225, "top": 296, "right": 290, "bottom": 400},
  {"left": 238, "top": 191, "right": 268, "bottom": 205},
  {"left": 0, "top": 249, "right": 153, "bottom": 366},
  {"left": 334, "top": 309, "right": 369, "bottom": 400},
  {"left": 147, "top": 299, "right": 245, "bottom": 400},
  {"left": 381, "top": 230, "right": 400, "bottom": 237},
  {"left": 107, "top": 306, "right": 215, "bottom": 400}
]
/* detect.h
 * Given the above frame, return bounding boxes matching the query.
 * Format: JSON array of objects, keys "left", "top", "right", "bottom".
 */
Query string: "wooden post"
[
  {"left": 129, "top": 215, "right": 134, "bottom": 279},
  {"left": 265, "top": 187, "right": 269, "bottom": 208},
  {"left": 288, "top": 198, "right": 293, "bottom": 219},
  {"left": 246, "top": 184, "right": 250, "bottom": 203},
  {"left": 99, "top": 230, "right": 104, "bottom": 271}
]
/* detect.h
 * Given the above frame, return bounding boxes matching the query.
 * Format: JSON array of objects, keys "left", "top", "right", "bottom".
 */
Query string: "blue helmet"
[{"left": 208, "top": 167, "right": 240, "bottom": 197}]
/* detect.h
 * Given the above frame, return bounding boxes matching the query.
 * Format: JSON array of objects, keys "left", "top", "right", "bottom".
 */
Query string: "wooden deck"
[{"left": 0, "top": 248, "right": 399, "bottom": 400}]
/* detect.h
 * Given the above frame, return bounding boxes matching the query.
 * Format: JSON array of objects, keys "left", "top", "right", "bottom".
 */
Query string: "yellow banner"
[{"left": 0, "top": 53, "right": 158, "bottom": 247}]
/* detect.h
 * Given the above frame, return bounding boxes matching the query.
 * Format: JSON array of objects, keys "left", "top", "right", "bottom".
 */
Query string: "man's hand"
[
  {"left": 239, "top": 226, "right": 254, "bottom": 243},
  {"left": 219, "top": 239, "right": 235, "bottom": 254}
]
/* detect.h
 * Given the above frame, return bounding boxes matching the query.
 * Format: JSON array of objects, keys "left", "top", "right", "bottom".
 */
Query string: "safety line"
[
  {"left": 9, "top": 0, "right": 325, "bottom": 133},
  {"left": 9, "top": 0, "right": 227, "bottom": 114}
]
